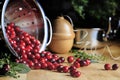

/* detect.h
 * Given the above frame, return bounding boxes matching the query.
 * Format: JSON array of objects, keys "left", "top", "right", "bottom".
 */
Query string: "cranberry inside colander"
[{"left": 1, "top": 0, "right": 52, "bottom": 58}]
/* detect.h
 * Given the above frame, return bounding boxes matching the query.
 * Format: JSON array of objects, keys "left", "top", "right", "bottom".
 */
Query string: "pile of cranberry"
[{"left": 6, "top": 23, "right": 91, "bottom": 78}]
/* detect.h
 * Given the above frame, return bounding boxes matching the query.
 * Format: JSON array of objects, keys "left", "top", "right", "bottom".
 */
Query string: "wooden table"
[
  {"left": 26, "top": 41, "right": 120, "bottom": 80},
  {"left": 0, "top": 41, "right": 119, "bottom": 80}
]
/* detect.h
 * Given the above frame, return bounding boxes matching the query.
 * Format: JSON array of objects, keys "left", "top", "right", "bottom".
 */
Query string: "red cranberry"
[
  {"left": 57, "top": 65, "right": 64, "bottom": 72},
  {"left": 28, "top": 61, "right": 34, "bottom": 68},
  {"left": 67, "top": 56, "right": 74, "bottom": 63},
  {"left": 41, "top": 62, "right": 48, "bottom": 69},
  {"left": 40, "top": 51, "right": 46, "bottom": 57},
  {"left": 47, "top": 64, "right": 55, "bottom": 70},
  {"left": 39, "top": 58, "right": 46, "bottom": 63},
  {"left": 69, "top": 65, "right": 77, "bottom": 71},
  {"left": 72, "top": 71, "right": 81, "bottom": 77},
  {"left": 45, "top": 52, "right": 52, "bottom": 60},
  {"left": 53, "top": 62, "right": 60, "bottom": 69},
  {"left": 112, "top": 64, "right": 119, "bottom": 70},
  {"left": 0, "top": 64, "right": 10, "bottom": 75},
  {"left": 75, "top": 58, "right": 81, "bottom": 62},
  {"left": 79, "top": 60, "right": 87, "bottom": 67},
  {"left": 32, "top": 59, "right": 38, "bottom": 64},
  {"left": 3, "top": 64, "right": 10, "bottom": 71},
  {"left": 21, "top": 53, "right": 28, "bottom": 60},
  {"left": 49, "top": 58, "right": 56, "bottom": 63},
  {"left": 34, "top": 63, "right": 41, "bottom": 69},
  {"left": 73, "top": 61, "right": 80, "bottom": 68},
  {"left": 58, "top": 57, "right": 65, "bottom": 63},
  {"left": 85, "top": 59, "right": 91, "bottom": 66},
  {"left": 9, "top": 22, "right": 15, "bottom": 27},
  {"left": 34, "top": 53, "right": 40, "bottom": 60},
  {"left": 52, "top": 54, "right": 59, "bottom": 60},
  {"left": 63, "top": 66, "right": 69, "bottom": 73},
  {"left": 70, "top": 69, "right": 77, "bottom": 76},
  {"left": 104, "top": 63, "right": 111, "bottom": 70}
]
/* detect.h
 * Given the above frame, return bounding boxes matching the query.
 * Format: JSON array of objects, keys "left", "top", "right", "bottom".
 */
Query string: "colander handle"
[{"left": 46, "top": 17, "right": 52, "bottom": 46}]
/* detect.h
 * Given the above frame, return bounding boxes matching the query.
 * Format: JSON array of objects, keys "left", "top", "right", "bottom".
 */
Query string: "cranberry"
[
  {"left": 35, "top": 40, "right": 41, "bottom": 45},
  {"left": 49, "top": 58, "right": 56, "bottom": 63},
  {"left": 46, "top": 61, "right": 52, "bottom": 66},
  {"left": 59, "top": 57, "right": 65, "bottom": 63},
  {"left": 21, "top": 53, "right": 28, "bottom": 60},
  {"left": 73, "top": 61, "right": 80, "bottom": 68},
  {"left": 57, "top": 58, "right": 63, "bottom": 63},
  {"left": 28, "top": 61, "right": 34, "bottom": 68},
  {"left": 22, "top": 60, "right": 27, "bottom": 64},
  {"left": 9, "top": 22, "right": 15, "bottom": 27},
  {"left": 53, "top": 62, "right": 60, "bottom": 69},
  {"left": 52, "top": 54, "right": 59, "bottom": 60},
  {"left": 39, "top": 58, "right": 46, "bottom": 63},
  {"left": 45, "top": 52, "right": 52, "bottom": 60},
  {"left": 57, "top": 57, "right": 65, "bottom": 63},
  {"left": 72, "top": 71, "right": 81, "bottom": 77},
  {"left": 47, "top": 64, "right": 55, "bottom": 70},
  {"left": 3, "top": 64, "right": 10, "bottom": 71},
  {"left": 34, "top": 53, "right": 40, "bottom": 59},
  {"left": 70, "top": 69, "right": 77, "bottom": 76},
  {"left": 63, "top": 66, "right": 69, "bottom": 73},
  {"left": 25, "top": 45, "right": 32, "bottom": 52},
  {"left": 112, "top": 64, "right": 119, "bottom": 70},
  {"left": 32, "top": 59, "right": 38, "bottom": 64},
  {"left": 75, "top": 58, "right": 81, "bottom": 62},
  {"left": 0, "top": 64, "right": 10, "bottom": 75},
  {"left": 67, "top": 56, "right": 74, "bottom": 63},
  {"left": 41, "top": 62, "right": 48, "bottom": 69},
  {"left": 104, "top": 63, "right": 111, "bottom": 70},
  {"left": 19, "top": 40, "right": 26, "bottom": 46},
  {"left": 40, "top": 51, "right": 46, "bottom": 57},
  {"left": 57, "top": 65, "right": 64, "bottom": 72},
  {"left": 34, "top": 63, "right": 41, "bottom": 69},
  {"left": 85, "top": 59, "right": 91, "bottom": 66},
  {"left": 28, "top": 54, "right": 35, "bottom": 60},
  {"left": 69, "top": 65, "right": 77, "bottom": 71},
  {"left": 79, "top": 60, "right": 87, "bottom": 67}
]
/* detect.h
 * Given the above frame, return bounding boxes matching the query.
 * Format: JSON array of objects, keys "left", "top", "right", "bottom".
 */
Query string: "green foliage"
[
  {"left": 71, "top": 0, "right": 88, "bottom": 19},
  {"left": 0, "top": 53, "right": 31, "bottom": 78},
  {"left": 71, "top": 49, "right": 106, "bottom": 62},
  {"left": 71, "top": 0, "right": 118, "bottom": 21}
]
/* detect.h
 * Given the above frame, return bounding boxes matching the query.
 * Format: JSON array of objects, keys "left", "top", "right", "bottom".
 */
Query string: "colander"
[{"left": 1, "top": 0, "right": 52, "bottom": 58}]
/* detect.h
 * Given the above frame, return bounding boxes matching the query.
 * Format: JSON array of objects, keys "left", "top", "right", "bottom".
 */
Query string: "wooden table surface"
[
  {"left": 26, "top": 41, "right": 120, "bottom": 80},
  {"left": 0, "top": 42, "right": 119, "bottom": 80}
]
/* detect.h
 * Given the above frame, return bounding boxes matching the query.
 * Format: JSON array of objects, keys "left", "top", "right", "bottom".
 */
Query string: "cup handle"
[
  {"left": 80, "top": 30, "right": 88, "bottom": 41},
  {"left": 45, "top": 17, "right": 52, "bottom": 46},
  {"left": 74, "top": 29, "right": 88, "bottom": 44}
]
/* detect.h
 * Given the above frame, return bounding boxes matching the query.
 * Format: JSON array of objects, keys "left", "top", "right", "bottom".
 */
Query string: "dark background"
[{"left": 39, "top": 0, "right": 120, "bottom": 30}]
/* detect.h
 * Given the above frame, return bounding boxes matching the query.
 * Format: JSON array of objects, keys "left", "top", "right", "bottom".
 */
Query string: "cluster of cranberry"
[
  {"left": 6, "top": 23, "right": 91, "bottom": 78},
  {"left": 104, "top": 63, "right": 119, "bottom": 70}
]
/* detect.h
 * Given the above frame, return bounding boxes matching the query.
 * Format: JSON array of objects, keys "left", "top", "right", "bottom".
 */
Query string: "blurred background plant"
[{"left": 71, "top": 0, "right": 119, "bottom": 28}]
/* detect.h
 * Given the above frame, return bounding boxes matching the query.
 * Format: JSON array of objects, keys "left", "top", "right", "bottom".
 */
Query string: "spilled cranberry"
[
  {"left": 112, "top": 64, "right": 119, "bottom": 70},
  {"left": 67, "top": 56, "right": 74, "bottom": 63},
  {"left": 104, "top": 63, "right": 111, "bottom": 70}
]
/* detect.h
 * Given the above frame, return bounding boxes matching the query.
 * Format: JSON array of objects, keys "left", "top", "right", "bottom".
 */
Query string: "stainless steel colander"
[{"left": 1, "top": 0, "right": 52, "bottom": 57}]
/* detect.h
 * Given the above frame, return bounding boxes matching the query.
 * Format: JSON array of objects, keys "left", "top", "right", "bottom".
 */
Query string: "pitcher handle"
[
  {"left": 64, "top": 15, "right": 74, "bottom": 27},
  {"left": 46, "top": 17, "right": 52, "bottom": 46}
]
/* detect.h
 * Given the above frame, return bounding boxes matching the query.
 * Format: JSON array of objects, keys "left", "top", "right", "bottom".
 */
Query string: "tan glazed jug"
[{"left": 48, "top": 16, "right": 75, "bottom": 53}]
